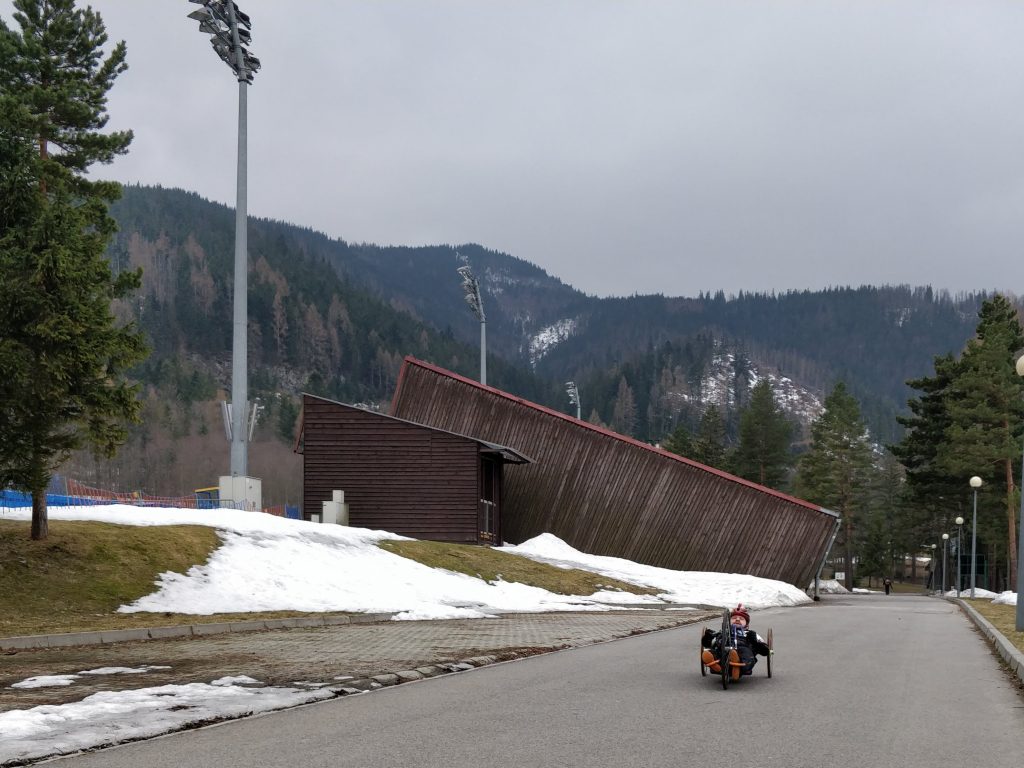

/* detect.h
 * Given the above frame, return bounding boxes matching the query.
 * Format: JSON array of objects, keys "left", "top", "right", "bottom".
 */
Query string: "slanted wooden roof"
[
  {"left": 297, "top": 393, "right": 532, "bottom": 465},
  {"left": 390, "top": 356, "right": 836, "bottom": 587}
]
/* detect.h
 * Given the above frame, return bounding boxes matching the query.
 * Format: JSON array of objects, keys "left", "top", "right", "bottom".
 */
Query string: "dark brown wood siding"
[
  {"left": 302, "top": 395, "right": 481, "bottom": 543},
  {"left": 390, "top": 357, "right": 837, "bottom": 587}
]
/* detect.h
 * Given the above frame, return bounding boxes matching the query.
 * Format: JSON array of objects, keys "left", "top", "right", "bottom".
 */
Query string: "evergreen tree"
[
  {"left": 732, "top": 379, "right": 794, "bottom": 489},
  {"left": 0, "top": 0, "right": 145, "bottom": 540},
  {"left": 660, "top": 422, "right": 693, "bottom": 457},
  {"left": 277, "top": 396, "right": 299, "bottom": 442},
  {"left": 692, "top": 405, "right": 727, "bottom": 470},
  {"left": 941, "top": 295, "right": 1024, "bottom": 587},
  {"left": 610, "top": 376, "right": 637, "bottom": 437},
  {"left": 794, "top": 382, "right": 874, "bottom": 590},
  {"left": 865, "top": 451, "right": 907, "bottom": 581},
  {"left": 890, "top": 354, "right": 962, "bottom": 555}
]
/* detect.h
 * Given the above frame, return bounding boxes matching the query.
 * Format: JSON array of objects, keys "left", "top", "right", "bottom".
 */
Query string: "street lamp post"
[
  {"left": 1015, "top": 355, "right": 1024, "bottom": 630},
  {"left": 927, "top": 543, "right": 937, "bottom": 594},
  {"left": 565, "top": 381, "right": 581, "bottom": 419},
  {"left": 187, "top": 0, "right": 260, "bottom": 478},
  {"left": 954, "top": 516, "right": 964, "bottom": 597},
  {"left": 941, "top": 533, "right": 949, "bottom": 593},
  {"left": 457, "top": 264, "right": 486, "bottom": 386},
  {"left": 970, "top": 476, "right": 982, "bottom": 598}
]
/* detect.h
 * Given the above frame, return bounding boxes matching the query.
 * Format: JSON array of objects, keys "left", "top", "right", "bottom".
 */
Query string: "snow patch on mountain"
[
  {"left": 664, "top": 350, "right": 824, "bottom": 428},
  {"left": 528, "top": 318, "right": 577, "bottom": 366},
  {"left": 747, "top": 369, "right": 825, "bottom": 426}
]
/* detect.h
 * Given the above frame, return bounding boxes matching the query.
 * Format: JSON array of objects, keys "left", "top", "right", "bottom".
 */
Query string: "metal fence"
[{"left": 0, "top": 478, "right": 298, "bottom": 519}]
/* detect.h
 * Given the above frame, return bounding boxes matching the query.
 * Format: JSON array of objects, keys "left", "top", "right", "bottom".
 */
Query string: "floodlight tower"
[
  {"left": 187, "top": 0, "right": 261, "bottom": 478},
  {"left": 457, "top": 264, "right": 486, "bottom": 386},
  {"left": 565, "top": 381, "right": 581, "bottom": 419}
]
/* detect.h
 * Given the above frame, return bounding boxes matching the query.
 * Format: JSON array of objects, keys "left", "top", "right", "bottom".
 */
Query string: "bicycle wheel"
[
  {"left": 700, "top": 631, "right": 707, "bottom": 677},
  {"left": 719, "top": 609, "right": 731, "bottom": 689},
  {"left": 767, "top": 627, "right": 773, "bottom": 678}
]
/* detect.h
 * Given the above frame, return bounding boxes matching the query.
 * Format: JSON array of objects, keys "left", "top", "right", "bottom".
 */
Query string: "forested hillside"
[{"left": 68, "top": 184, "right": 994, "bottom": 502}]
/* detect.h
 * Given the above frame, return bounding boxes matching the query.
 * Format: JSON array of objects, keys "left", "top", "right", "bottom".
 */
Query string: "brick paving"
[{"left": 0, "top": 608, "right": 714, "bottom": 713}]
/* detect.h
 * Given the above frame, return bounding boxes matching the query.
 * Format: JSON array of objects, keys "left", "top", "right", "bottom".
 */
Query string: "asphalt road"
[{"left": 53, "top": 595, "right": 1024, "bottom": 768}]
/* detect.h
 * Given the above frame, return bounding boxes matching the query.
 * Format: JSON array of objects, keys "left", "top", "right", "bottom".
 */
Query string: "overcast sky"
[{"left": 4, "top": 1, "right": 1023, "bottom": 298}]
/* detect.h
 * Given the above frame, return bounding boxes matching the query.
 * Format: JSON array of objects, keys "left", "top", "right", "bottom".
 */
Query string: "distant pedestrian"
[{"left": 883, "top": 578, "right": 892, "bottom": 595}]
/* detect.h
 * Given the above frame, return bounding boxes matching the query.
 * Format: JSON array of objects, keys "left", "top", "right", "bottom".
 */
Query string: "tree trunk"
[
  {"left": 31, "top": 487, "right": 48, "bottom": 540},
  {"left": 1006, "top": 456, "right": 1017, "bottom": 589},
  {"left": 843, "top": 517, "right": 854, "bottom": 591}
]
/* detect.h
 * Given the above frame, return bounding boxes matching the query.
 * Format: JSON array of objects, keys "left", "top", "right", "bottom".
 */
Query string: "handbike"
[{"left": 699, "top": 609, "right": 774, "bottom": 689}]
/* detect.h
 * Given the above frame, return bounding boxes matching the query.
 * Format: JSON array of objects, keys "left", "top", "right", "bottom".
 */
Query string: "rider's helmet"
[{"left": 730, "top": 604, "right": 750, "bottom": 626}]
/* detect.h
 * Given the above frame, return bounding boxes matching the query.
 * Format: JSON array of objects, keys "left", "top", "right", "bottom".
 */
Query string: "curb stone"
[
  {"left": 951, "top": 597, "right": 1024, "bottom": 682},
  {"left": 328, "top": 650, "right": 547, "bottom": 699}
]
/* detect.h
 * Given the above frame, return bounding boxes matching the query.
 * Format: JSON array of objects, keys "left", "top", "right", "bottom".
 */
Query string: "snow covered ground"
[{"left": 0, "top": 504, "right": 1012, "bottom": 764}]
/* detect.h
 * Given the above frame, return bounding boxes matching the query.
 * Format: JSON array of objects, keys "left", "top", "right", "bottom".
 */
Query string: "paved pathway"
[
  {"left": 0, "top": 608, "right": 712, "bottom": 713},
  {"left": 45, "top": 594, "right": 1024, "bottom": 768}
]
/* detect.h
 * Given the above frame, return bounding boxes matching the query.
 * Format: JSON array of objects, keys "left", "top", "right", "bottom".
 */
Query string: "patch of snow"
[{"left": 528, "top": 318, "right": 577, "bottom": 366}]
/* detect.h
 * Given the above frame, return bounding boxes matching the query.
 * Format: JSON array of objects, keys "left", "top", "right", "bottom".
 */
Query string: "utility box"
[
  {"left": 218, "top": 475, "right": 262, "bottom": 511},
  {"left": 321, "top": 489, "right": 349, "bottom": 525}
]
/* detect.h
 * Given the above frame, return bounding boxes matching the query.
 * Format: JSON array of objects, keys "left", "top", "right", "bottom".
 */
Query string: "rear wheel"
[
  {"left": 700, "top": 632, "right": 707, "bottom": 677},
  {"left": 767, "top": 628, "right": 774, "bottom": 678}
]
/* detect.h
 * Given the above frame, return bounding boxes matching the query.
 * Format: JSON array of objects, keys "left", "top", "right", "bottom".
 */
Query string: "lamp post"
[
  {"left": 565, "top": 381, "right": 581, "bottom": 419},
  {"left": 928, "top": 543, "right": 937, "bottom": 594},
  {"left": 970, "top": 476, "right": 982, "bottom": 598},
  {"left": 954, "top": 516, "right": 964, "bottom": 597},
  {"left": 457, "top": 264, "right": 486, "bottom": 386},
  {"left": 941, "top": 533, "right": 949, "bottom": 593},
  {"left": 187, "top": 0, "right": 260, "bottom": 478},
  {"left": 1015, "top": 355, "right": 1024, "bottom": 630}
]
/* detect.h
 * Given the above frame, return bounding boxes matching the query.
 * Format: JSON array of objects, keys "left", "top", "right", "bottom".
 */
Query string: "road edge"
[{"left": 951, "top": 597, "right": 1024, "bottom": 682}]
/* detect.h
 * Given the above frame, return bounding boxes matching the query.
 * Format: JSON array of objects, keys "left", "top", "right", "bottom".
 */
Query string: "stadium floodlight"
[
  {"left": 456, "top": 262, "right": 487, "bottom": 386},
  {"left": 565, "top": 381, "right": 581, "bottom": 419},
  {"left": 187, "top": 0, "right": 260, "bottom": 476}
]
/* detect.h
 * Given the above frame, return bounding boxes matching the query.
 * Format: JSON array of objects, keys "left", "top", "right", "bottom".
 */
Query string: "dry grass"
[
  {"left": 379, "top": 539, "right": 659, "bottom": 597},
  {"left": 0, "top": 519, "right": 350, "bottom": 637},
  {"left": 962, "top": 599, "right": 1024, "bottom": 655}
]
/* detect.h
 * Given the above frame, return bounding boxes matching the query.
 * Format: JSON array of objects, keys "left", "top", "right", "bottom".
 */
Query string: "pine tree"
[
  {"left": 611, "top": 376, "right": 637, "bottom": 437},
  {"left": 0, "top": 0, "right": 145, "bottom": 540},
  {"left": 794, "top": 382, "right": 874, "bottom": 590},
  {"left": 732, "top": 379, "right": 794, "bottom": 489},
  {"left": 890, "top": 354, "right": 963, "bottom": 555},
  {"left": 660, "top": 422, "right": 693, "bottom": 457},
  {"left": 692, "top": 405, "right": 727, "bottom": 470},
  {"left": 941, "top": 295, "right": 1024, "bottom": 587},
  {"left": 865, "top": 451, "right": 907, "bottom": 581},
  {"left": 276, "top": 396, "right": 299, "bottom": 442}
]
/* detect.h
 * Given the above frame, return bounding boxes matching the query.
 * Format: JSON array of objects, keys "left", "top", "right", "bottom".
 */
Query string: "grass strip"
[
  {"left": 379, "top": 539, "right": 659, "bottom": 597},
  {"left": 0, "top": 519, "right": 350, "bottom": 637},
  {"left": 962, "top": 598, "right": 1024, "bottom": 655}
]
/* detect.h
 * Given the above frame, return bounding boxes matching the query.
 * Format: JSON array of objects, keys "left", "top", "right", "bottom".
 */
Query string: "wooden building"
[
  {"left": 390, "top": 357, "right": 838, "bottom": 587},
  {"left": 298, "top": 394, "right": 530, "bottom": 543}
]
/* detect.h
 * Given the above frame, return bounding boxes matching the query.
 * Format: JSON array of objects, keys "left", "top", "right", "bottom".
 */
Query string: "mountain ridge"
[{"left": 106, "top": 184, "right": 990, "bottom": 452}]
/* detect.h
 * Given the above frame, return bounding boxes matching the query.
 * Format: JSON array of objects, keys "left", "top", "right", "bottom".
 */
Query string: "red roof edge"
[{"left": 396, "top": 356, "right": 830, "bottom": 516}]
